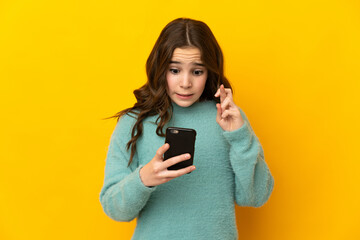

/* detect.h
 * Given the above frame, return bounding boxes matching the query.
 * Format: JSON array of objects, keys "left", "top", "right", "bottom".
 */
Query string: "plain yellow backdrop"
[{"left": 1, "top": 0, "right": 359, "bottom": 239}]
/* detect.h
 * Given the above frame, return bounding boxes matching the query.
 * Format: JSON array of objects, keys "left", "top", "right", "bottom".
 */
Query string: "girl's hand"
[
  {"left": 139, "top": 143, "right": 196, "bottom": 187},
  {"left": 214, "top": 84, "right": 245, "bottom": 132}
]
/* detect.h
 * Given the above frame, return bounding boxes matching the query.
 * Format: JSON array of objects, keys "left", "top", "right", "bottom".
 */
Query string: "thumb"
[{"left": 155, "top": 143, "right": 170, "bottom": 161}]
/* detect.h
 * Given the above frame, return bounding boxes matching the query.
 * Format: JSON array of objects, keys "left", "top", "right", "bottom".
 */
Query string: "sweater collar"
[
  {"left": 171, "top": 100, "right": 201, "bottom": 114},
  {"left": 171, "top": 100, "right": 215, "bottom": 115}
]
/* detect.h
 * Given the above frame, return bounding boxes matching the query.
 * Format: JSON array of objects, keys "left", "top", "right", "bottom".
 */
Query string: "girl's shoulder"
[
  {"left": 119, "top": 111, "right": 138, "bottom": 124},
  {"left": 112, "top": 111, "right": 138, "bottom": 138},
  {"left": 113, "top": 109, "right": 157, "bottom": 134}
]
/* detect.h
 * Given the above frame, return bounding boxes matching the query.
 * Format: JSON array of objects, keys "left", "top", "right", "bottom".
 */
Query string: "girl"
[{"left": 100, "top": 18, "right": 274, "bottom": 240}]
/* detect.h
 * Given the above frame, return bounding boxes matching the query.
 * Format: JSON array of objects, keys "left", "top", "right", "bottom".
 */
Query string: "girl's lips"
[{"left": 176, "top": 93, "right": 193, "bottom": 99}]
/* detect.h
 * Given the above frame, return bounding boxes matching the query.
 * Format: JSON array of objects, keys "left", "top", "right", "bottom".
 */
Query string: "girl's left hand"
[{"left": 214, "top": 84, "right": 245, "bottom": 132}]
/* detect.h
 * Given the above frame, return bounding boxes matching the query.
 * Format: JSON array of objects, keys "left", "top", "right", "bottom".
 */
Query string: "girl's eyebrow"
[{"left": 169, "top": 61, "right": 205, "bottom": 66}]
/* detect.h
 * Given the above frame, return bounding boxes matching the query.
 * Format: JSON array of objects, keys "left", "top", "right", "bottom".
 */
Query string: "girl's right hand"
[{"left": 139, "top": 143, "right": 196, "bottom": 187}]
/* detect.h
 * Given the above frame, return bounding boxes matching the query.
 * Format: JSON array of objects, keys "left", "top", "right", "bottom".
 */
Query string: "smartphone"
[{"left": 164, "top": 127, "right": 197, "bottom": 171}]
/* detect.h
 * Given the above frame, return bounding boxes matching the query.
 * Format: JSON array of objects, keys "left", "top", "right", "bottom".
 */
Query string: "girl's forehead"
[{"left": 171, "top": 47, "right": 203, "bottom": 63}]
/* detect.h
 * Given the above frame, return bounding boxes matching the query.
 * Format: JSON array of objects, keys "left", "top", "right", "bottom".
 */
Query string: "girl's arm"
[
  {"left": 223, "top": 109, "right": 274, "bottom": 207},
  {"left": 215, "top": 85, "right": 274, "bottom": 207},
  {"left": 99, "top": 115, "right": 156, "bottom": 222},
  {"left": 99, "top": 115, "right": 196, "bottom": 221}
]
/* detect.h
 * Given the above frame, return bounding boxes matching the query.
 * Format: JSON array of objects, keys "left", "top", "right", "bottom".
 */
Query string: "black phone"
[{"left": 164, "top": 127, "right": 197, "bottom": 171}]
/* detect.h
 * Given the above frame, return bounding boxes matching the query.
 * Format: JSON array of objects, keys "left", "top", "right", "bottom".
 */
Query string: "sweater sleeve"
[
  {"left": 99, "top": 114, "right": 157, "bottom": 222},
  {"left": 223, "top": 109, "right": 274, "bottom": 207}
]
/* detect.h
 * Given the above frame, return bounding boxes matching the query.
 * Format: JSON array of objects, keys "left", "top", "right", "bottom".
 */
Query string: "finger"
[
  {"left": 223, "top": 87, "right": 232, "bottom": 96},
  {"left": 221, "top": 109, "right": 232, "bottom": 119},
  {"left": 157, "top": 177, "right": 175, "bottom": 184},
  {"left": 222, "top": 109, "right": 241, "bottom": 119},
  {"left": 219, "top": 85, "right": 227, "bottom": 103},
  {"left": 215, "top": 85, "right": 232, "bottom": 98},
  {"left": 155, "top": 143, "right": 170, "bottom": 160},
  {"left": 216, "top": 103, "right": 222, "bottom": 122},
  {"left": 214, "top": 88, "right": 220, "bottom": 97},
  {"left": 165, "top": 165, "right": 196, "bottom": 178},
  {"left": 163, "top": 153, "right": 191, "bottom": 169},
  {"left": 221, "top": 86, "right": 233, "bottom": 98},
  {"left": 220, "top": 97, "right": 233, "bottom": 112},
  {"left": 163, "top": 152, "right": 190, "bottom": 168}
]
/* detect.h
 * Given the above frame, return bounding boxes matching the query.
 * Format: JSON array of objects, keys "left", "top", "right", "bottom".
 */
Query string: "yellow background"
[{"left": 1, "top": 0, "right": 359, "bottom": 239}]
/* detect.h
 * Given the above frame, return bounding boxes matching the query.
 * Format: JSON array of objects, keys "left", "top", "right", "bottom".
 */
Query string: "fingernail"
[{"left": 186, "top": 154, "right": 191, "bottom": 158}]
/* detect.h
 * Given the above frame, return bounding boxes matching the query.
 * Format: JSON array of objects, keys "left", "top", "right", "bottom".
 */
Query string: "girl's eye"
[
  {"left": 193, "top": 70, "right": 204, "bottom": 76},
  {"left": 170, "top": 69, "right": 180, "bottom": 74}
]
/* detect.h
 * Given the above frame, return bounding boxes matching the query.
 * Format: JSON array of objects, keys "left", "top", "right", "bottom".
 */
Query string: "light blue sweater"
[{"left": 100, "top": 101, "right": 274, "bottom": 239}]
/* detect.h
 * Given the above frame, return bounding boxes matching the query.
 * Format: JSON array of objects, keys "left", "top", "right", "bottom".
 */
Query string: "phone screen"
[{"left": 164, "top": 127, "right": 196, "bottom": 170}]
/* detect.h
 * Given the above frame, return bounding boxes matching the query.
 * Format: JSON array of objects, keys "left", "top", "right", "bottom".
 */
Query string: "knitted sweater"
[{"left": 100, "top": 100, "right": 274, "bottom": 240}]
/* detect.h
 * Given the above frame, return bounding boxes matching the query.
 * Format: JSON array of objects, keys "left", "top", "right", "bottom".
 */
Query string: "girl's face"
[{"left": 166, "top": 47, "right": 208, "bottom": 108}]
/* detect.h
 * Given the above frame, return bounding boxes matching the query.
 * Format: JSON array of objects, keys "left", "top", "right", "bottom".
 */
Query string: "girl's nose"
[{"left": 180, "top": 73, "right": 192, "bottom": 88}]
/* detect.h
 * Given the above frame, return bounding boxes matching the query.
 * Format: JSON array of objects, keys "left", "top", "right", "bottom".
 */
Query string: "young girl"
[{"left": 100, "top": 18, "right": 274, "bottom": 240}]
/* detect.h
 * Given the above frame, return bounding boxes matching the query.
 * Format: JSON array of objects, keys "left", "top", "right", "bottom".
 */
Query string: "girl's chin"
[{"left": 172, "top": 99, "right": 198, "bottom": 108}]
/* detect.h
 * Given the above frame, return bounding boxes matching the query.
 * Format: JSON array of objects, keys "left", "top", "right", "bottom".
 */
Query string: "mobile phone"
[{"left": 164, "top": 127, "right": 196, "bottom": 171}]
